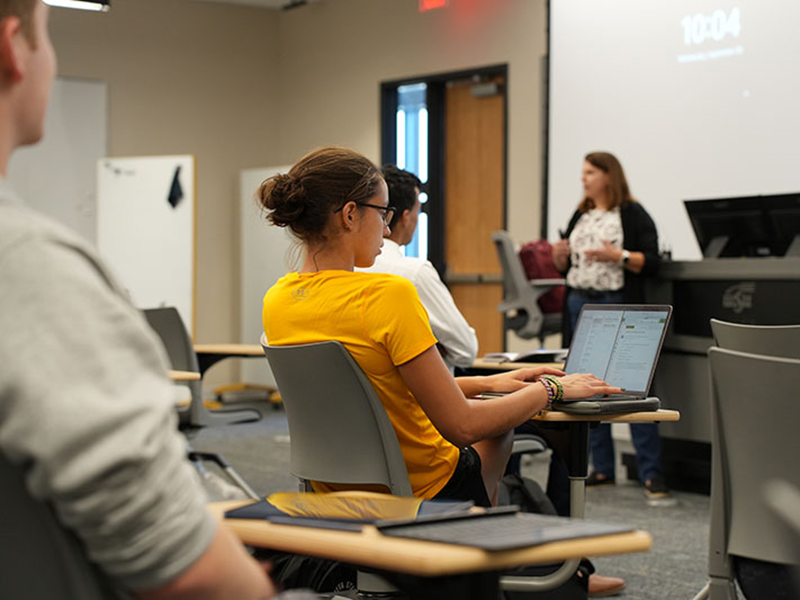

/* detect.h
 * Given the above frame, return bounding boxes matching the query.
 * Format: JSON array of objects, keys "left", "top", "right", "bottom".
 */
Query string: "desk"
[
  {"left": 193, "top": 343, "right": 264, "bottom": 376},
  {"left": 185, "top": 344, "right": 263, "bottom": 427},
  {"left": 533, "top": 409, "right": 681, "bottom": 519},
  {"left": 168, "top": 369, "right": 200, "bottom": 382},
  {"left": 469, "top": 359, "right": 563, "bottom": 372},
  {"left": 209, "top": 500, "right": 651, "bottom": 599}
]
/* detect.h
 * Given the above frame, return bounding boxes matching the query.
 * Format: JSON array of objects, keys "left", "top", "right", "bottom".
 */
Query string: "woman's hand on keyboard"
[{"left": 558, "top": 373, "right": 622, "bottom": 400}]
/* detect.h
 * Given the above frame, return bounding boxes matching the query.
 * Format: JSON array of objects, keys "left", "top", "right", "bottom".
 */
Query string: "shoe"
[
  {"left": 644, "top": 475, "right": 670, "bottom": 499},
  {"left": 588, "top": 574, "right": 626, "bottom": 597},
  {"left": 586, "top": 471, "right": 615, "bottom": 487}
]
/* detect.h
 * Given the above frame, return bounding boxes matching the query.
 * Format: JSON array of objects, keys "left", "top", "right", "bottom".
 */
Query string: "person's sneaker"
[
  {"left": 586, "top": 471, "right": 616, "bottom": 487},
  {"left": 588, "top": 574, "right": 626, "bottom": 597},
  {"left": 644, "top": 475, "right": 670, "bottom": 499}
]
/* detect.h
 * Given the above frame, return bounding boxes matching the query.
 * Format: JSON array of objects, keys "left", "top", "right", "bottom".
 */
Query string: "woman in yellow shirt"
[{"left": 261, "top": 146, "right": 619, "bottom": 506}]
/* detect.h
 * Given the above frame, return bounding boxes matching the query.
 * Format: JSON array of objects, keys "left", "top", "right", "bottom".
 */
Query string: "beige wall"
[
  {"left": 50, "top": 0, "right": 280, "bottom": 384},
  {"left": 277, "top": 0, "right": 547, "bottom": 241},
  {"left": 276, "top": 0, "right": 548, "bottom": 353},
  {"left": 48, "top": 0, "right": 547, "bottom": 383}
]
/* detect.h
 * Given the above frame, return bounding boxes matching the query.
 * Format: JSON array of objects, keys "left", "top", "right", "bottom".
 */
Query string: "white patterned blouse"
[{"left": 565, "top": 207, "right": 624, "bottom": 291}]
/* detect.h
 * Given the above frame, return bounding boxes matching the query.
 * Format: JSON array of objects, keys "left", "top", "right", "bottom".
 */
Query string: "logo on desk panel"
[
  {"left": 722, "top": 282, "right": 755, "bottom": 314},
  {"left": 292, "top": 287, "right": 309, "bottom": 300}
]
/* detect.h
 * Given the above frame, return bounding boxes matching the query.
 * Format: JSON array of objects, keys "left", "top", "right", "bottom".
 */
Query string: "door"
[{"left": 444, "top": 76, "right": 506, "bottom": 353}]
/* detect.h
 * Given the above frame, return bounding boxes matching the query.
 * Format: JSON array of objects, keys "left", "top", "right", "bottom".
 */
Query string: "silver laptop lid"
[{"left": 564, "top": 304, "right": 673, "bottom": 396}]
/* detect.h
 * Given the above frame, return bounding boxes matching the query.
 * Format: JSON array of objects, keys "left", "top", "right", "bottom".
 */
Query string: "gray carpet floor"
[{"left": 190, "top": 408, "right": 712, "bottom": 599}]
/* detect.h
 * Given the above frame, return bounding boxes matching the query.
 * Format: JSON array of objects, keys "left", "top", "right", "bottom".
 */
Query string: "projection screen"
[{"left": 547, "top": 1, "right": 800, "bottom": 260}]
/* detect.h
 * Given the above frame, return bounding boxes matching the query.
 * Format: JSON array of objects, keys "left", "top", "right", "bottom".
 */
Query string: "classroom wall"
[
  {"left": 275, "top": 0, "right": 547, "bottom": 353},
  {"left": 50, "top": 0, "right": 280, "bottom": 385},
  {"left": 47, "top": 0, "right": 547, "bottom": 385},
  {"left": 276, "top": 0, "right": 547, "bottom": 243}
]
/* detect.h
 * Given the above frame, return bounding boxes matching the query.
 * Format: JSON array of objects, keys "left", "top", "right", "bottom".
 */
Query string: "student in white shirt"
[{"left": 360, "top": 165, "right": 478, "bottom": 370}]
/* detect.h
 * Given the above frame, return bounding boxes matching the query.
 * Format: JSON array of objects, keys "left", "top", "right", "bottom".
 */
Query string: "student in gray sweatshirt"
[{"left": 0, "top": 2, "right": 275, "bottom": 598}]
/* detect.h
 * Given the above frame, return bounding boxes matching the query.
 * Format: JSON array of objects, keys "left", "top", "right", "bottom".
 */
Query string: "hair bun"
[
  {"left": 256, "top": 146, "right": 384, "bottom": 243},
  {"left": 258, "top": 172, "right": 307, "bottom": 228}
]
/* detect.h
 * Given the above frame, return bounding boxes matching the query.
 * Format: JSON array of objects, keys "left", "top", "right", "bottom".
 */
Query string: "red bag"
[{"left": 518, "top": 240, "right": 565, "bottom": 315}]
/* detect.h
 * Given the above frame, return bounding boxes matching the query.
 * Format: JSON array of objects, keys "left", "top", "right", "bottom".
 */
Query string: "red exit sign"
[{"left": 419, "top": 0, "right": 448, "bottom": 12}]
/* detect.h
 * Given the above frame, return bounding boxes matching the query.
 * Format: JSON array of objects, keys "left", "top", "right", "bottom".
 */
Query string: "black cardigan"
[{"left": 560, "top": 201, "right": 661, "bottom": 341}]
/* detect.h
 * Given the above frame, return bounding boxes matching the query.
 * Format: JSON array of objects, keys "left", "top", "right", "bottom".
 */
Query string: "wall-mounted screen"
[{"left": 548, "top": 1, "right": 800, "bottom": 260}]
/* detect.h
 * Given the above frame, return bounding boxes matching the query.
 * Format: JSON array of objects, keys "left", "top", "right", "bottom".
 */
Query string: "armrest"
[{"left": 527, "top": 279, "right": 566, "bottom": 287}]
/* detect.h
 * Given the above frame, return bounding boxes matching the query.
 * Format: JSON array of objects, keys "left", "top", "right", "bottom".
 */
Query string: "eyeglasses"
[{"left": 356, "top": 202, "right": 396, "bottom": 225}]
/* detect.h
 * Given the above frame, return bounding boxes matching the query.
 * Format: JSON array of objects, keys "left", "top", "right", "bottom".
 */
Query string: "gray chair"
[
  {"left": 694, "top": 348, "right": 800, "bottom": 600},
  {"left": 492, "top": 231, "right": 563, "bottom": 346},
  {"left": 763, "top": 479, "right": 800, "bottom": 561},
  {"left": 262, "top": 338, "right": 413, "bottom": 596},
  {"left": 143, "top": 307, "right": 260, "bottom": 428},
  {"left": 763, "top": 479, "right": 800, "bottom": 595},
  {"left": 0, "top": 456, "right": 113, "bottom": 599},
  {"left": 710, "top": 319, "right": 800, "bottom": 358},
  {"left": 263, "top": 337, "right": 579, "bottom": 593},
  {"left": 261, "top": 338, "right": 413, "bottom": 496}
]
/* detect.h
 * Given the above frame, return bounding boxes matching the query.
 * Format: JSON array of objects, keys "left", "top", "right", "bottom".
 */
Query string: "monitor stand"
[
  {"left": 786, "top": 235, "right": 800, "bottom": 258},
  {"left": 703, "top": 236, "right": 729, "bottom": 259}
]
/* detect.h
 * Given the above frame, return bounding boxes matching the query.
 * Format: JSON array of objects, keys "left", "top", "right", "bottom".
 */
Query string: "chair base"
[
  {"left": 357, "top": 570, "right": 403, "bottom": 596},
  {"left": 692, "top": 577, "right": 738, "bottom": 600},
  {"left": 182, "top": 405, "right": 262, "bottom": 428}
]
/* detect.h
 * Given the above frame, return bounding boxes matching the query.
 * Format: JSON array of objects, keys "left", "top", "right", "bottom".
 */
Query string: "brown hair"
[
  {"left": 258, "top": 146, "right": 384, "bottom": 244},
  {"left": 578, "top": 151, "right": 637, "bottom": 213},
  {"left": 381, "top": 164, "right": 422, "bottom": 230},
  {"left": 0, "top": 0, "right": 38, "bottom": 46}
]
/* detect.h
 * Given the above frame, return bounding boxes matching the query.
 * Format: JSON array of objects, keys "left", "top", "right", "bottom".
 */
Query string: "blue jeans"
[{"left": 567, "top": 289, "right": 663, "bottom": 482}]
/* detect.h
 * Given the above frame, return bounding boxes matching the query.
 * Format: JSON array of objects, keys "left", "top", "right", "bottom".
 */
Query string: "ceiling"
[{"left": 194, "top": 0, "right": 297, "bottom": 9}]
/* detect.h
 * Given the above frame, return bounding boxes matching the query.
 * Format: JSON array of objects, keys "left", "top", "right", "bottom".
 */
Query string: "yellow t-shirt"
[{"left": 263, "top": 270, "right": 460, "bottom": 499}]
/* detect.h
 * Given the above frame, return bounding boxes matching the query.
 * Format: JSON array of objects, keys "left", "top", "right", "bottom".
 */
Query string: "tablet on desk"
[
  {"left": 225, "top": 491, "right": 474, "bottom": 532},
  {"left": 376, "top": 507, "right": 634, "bottom": 551}
]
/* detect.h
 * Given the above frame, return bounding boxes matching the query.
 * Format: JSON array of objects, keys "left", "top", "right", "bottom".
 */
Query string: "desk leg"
[
  {"left": 500, "top": 422, "right": 588, "bottom": 593},
  {"left": 189, "top": 355, "right": 261, "bottom": 427},
  {"left": 197, "top": 354, "right": 225, "bottom": 378},
  {"left": 566, "top": 421, "right": 589, "bottom": 519}
]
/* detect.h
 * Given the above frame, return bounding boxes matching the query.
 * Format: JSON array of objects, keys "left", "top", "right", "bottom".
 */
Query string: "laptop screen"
[{"left": 564, "top": 305, "right": 672, "bottom": 394}]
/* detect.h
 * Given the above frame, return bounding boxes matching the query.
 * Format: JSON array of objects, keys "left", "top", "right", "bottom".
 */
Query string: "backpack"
[
  {"left": 498, "top": 474, "right": 591, "bottom": 600},
  {"left": 518, "top": 240, "right": 565, "bottom": 315}
]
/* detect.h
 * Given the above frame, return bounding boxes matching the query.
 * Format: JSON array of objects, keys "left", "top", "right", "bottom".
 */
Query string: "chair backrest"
[
  {"left": 711, "top": 319, "right": 800, "bottom": 359},
  {"left": 0, "top": 456, "right": 112, "bottom": 599},
  {"left": 708, "top": 347, "right": 800, "bottom": 566},
  {"left": 142, "top": 307, "right": 200, "bottom": 425},
  {"left": 493, "top": 230, "right": 536, "bottom": 309},
  {"left": 142, "top": 307, "right": 200, "bottom": 373},
  {"left": 492, "top": 230, "right": 562, "bottom": 342},
  {"left": 262, "top": 338, "right": 413, "bottom": 496}
]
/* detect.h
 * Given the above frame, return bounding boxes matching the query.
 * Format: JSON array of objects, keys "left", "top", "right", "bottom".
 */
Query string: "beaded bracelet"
[
  {"left": 540, "top": 375, "right": 564, "bottom": 402},
  {"left": 538, "top": 378, "right": 556, "bottom": 413},
  {"left": 539, "top": 378, "right": 555, "bottom": 407}
]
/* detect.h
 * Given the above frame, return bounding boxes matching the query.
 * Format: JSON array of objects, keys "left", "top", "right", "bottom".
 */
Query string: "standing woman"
[
  {"left": 260, "top": 147, "right": 619, "bottom": 508},
  {"left": 551, "top": 151, "right": 669, "bottom": 499}
]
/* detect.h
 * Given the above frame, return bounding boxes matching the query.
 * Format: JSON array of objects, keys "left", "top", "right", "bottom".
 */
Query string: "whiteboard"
[
  {"left": 97, "top": 156, "right": 196, "bottom": 334},
  {"left": 240, "top": 166, "right": 293, "bottom": 387},
  {"left": 7, "top": 77, "right": 107, "bottom": 243}
]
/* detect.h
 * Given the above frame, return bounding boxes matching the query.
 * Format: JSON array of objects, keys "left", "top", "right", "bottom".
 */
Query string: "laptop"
[{"left": 555, "top": 304, "right": 672, "bottom": 415}]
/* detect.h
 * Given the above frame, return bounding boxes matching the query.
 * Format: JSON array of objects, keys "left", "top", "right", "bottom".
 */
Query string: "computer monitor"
[
  {"left": 684, "top": 193, "right": 800, "bottom": 258},
  {"left": 763, "top": 193, "right": 800, "bottom": 257}
]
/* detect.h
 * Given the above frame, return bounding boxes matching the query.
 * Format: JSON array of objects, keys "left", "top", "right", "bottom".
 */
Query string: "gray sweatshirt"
[{"left": 0, "top": 180, "right": 216, "bottom": 595}]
